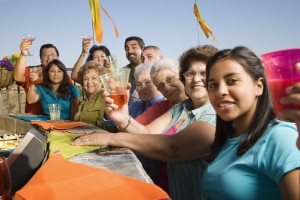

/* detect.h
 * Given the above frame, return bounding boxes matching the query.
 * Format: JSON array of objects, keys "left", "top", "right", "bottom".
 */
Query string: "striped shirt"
[{"left": 164, "top": 99, "right": 216, "bottom": 200}]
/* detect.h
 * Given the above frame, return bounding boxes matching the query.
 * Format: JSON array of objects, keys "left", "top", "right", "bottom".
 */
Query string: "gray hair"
[
  {"left": 134, "top": 62, "right": 154, "bottom": 80},
  {"left": 150, "top": 58, "right": 179, "bottom": 81}
]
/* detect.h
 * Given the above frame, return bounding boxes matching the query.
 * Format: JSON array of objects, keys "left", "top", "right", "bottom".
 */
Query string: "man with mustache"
[{"left": 123, "top": 36, "right": 145, "bottom": 104}]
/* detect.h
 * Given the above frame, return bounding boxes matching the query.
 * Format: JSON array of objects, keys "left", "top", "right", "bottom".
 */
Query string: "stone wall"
[
  {"left": 0, "top": 114, "right": 33, "bottom": 135},
  {"left": 0, "top": 82, "right": 26, "bottom": 114}
]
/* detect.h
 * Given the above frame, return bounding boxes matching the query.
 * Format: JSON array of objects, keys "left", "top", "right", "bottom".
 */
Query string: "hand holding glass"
[
  {"left": 30, "top": 66, "right": 43, "bottom": 84},
  {"left": 22, "top": 34, "right": 36, "bottom": 56},
  {"left": 261, "top": 48, "right": 300, "bottom": 116},
  {"left": 99, "top": 68, "right": 130, "bottom": 108}
]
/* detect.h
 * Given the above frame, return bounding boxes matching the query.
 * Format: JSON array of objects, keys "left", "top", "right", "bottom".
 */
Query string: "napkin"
[
  {"left": 13, "top": 153, "right": 169, "bottom": 200},
  {"left": 9, "top": 114, "right": 50, "bottom": 122},
  {"left": 30, "top": 121, "right": 87, "bottom": 131},
  {"left": 49, "top": 131, "right": 103, "bottom": 159}
]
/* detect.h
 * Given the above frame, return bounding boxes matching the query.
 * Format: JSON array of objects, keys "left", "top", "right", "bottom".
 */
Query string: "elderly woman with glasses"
[{"left": 73, "top": 45, "right": 219, "bottom": 200}]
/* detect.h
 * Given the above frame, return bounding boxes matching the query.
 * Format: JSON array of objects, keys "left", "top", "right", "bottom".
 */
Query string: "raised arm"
[
  {"left": 26, "top": 84, "right": 40, "bottom": 104},
  {"left": 71, "top": 40, "right": 90, "bottom": 83},
  {"left": 72, "top": 120, "right": 215, "bottom": 161},
  {"left": 104, "top": 89, "right": 172, "bottom": 134},
  {"left": 14, "top": 40, "right": 30, "bottom": 83}
]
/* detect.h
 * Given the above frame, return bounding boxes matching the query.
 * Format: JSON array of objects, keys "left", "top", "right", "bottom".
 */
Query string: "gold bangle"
[{"left": 117, "top": 116, "right": 132, "bottom": 131}]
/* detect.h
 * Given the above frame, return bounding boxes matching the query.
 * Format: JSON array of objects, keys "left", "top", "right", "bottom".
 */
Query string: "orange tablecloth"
[
  {"left": 31, "top": 121, "right": 87, "bottom": 131},
  {"left": 14, "top": 153, "right": 169, "bottom": 200}
]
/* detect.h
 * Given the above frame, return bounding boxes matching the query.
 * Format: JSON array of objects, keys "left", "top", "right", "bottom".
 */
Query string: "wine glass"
[
  {"left": 22, "top": 34, "right": 36, "bottom": 56},
  {"left": 108, "top": 54, "right": 117, "bottom": 68},
  {"left": 80, "top": 35, "right": 93, "bottom": 42}
]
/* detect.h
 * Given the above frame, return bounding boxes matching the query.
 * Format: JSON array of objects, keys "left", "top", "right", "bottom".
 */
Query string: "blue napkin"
[{"left": 9, "top": 114, "right": 50, "bottom": 122}]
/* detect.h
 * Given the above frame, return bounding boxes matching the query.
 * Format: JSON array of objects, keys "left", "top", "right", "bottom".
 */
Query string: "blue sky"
[{"left": 1, "top": 0, "right": 300, "bottom": 69}]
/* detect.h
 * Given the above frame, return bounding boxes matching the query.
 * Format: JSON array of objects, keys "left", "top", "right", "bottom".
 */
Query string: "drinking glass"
[
  {"left": 99, "top": 68, "right": 131, "bottom": 108},
  {"left": 80, "top": 35, "right": 93, "bottom": 42},
  {"left": 108, "top": 54, "right": 117, "bottom": 68},
  {"left": 48, "top": 104, "right": 61, "bottom": 121},
  {"left": 22, "top": 34, "right": 36, "bottom": 56},
  {"left": 261, "top": 48, "right": 300, "bottom": 116}
]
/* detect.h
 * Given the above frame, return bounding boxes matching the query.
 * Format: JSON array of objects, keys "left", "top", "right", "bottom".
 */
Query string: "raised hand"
[
  {"left": 20, "top": 40, "right": 31, "bottom": 56},
  {"left": 103, "top": 88, "right": 130, "bottom": 125},
  {"left": 280, "top": 63, "right": 300, "bottom": 149}
]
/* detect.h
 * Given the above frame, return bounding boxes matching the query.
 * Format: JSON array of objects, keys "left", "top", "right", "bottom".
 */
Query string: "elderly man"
[{"left": 141, "top": 46, "right": 164, "bottom": 63}]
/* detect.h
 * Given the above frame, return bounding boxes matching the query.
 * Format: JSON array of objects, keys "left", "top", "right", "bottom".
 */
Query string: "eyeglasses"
[
  {"left": 183, "top": 70, "right": 206, "bottom": 80},
  {"left": 156, "top": 74, "right": 177, "bottom": 91}
]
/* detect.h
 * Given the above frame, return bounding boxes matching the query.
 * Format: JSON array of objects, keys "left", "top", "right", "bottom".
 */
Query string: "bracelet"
[
  {"left": 117, "top": 116, "right": 132, "bottom": 131},
  {"left": 28, "top": 88, "right": 36, "bottom": 92}
]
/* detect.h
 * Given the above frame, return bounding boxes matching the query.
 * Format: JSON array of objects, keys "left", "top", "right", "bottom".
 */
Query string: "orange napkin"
[
  {"left": 14, "top": 153, "right": 169, "bottom": 200},
  {"left": 30, "top": 121, "right": 87, "bottom": 131}
]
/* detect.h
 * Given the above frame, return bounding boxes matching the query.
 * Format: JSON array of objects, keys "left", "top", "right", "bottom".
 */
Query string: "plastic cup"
[
  {"left": 99, "top": 68, "right": 131, "bottom": 107},
  {"left": 48, "top": 104, "right": 61, "bottom": 120},
  {"left": 261, "top": 48, "right": 300, "bottom": 116},
  {"left": 108, "top": 54, "right": 117, "bottom": 68},
  {"left": 30, "top": 66, "right": 43, "bottom": 84}
]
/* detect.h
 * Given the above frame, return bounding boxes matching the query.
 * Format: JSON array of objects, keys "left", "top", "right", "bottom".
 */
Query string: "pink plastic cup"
[{"left": 261, "top": 48, "right": 300, "bottom": 116}]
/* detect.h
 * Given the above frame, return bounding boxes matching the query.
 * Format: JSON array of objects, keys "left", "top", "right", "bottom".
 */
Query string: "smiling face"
[
  {"left": 207, "top": 59, "right": 263, "bottom": 128},
  {"left": 93, "top": 50, "right": 107, "bottom": 66},
  {"left": 152, "top": 69, "right": 187, "bottom": 104},
  {"left": 48, "top": 64, "right": 64, "bottom": 84},
  {"left": 125, "top": 40, "right": 143, "bottom": 65},
  {"left": 41, "top": 48, "right": 59, "bottom": 67},
  {"left": 136, "top": 72, "right": 161, "bottom": 101},
  {"left": 184, "top": 61, "right": 209, "bottom": 108},
  {"left": 83, "top": 68, "right": 102, "bottom": 98}
]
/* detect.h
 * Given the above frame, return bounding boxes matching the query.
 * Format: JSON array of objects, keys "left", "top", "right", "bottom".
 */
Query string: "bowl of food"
[{"left": 0, "top": 134, "right": 23, "bottom": 157}]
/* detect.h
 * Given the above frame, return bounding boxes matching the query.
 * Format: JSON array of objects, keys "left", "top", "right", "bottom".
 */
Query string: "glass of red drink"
[
  {"left": 22, "top": 34, "right": 36, "bottom": 56},
  {"left": 30, "top": 66, "right": 43, "bottom": 84},
  {"left": 99, "top": 68, "right": 131, "bottom": 108},
  {"left": 80, "top": 35, "right": 92, "bottom": 42},
  {"left": 261, "top": 49, "right": 300, "bottom": 116}
]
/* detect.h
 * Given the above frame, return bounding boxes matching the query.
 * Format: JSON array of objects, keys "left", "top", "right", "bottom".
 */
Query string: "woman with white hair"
[{"left": 129, "top": 62, "right": 165, "bottom": 118}]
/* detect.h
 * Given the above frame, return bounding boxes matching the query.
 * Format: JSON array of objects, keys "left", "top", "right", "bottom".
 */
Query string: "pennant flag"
[
  {"left": 193, "top": 2, "right": 216, "bottom": 41},
  {"left": 100, "top": 4, "right": 119, "bottom": 38},
  {"left": 88, "top": 0, "right": 119, "bottom": 43}
]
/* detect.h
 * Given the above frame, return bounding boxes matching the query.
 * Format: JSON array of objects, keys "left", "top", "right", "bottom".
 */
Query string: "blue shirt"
[
  {"left": 202, "top": 120, "right": 300, "bottom": 200},
  {"left": 36, "top": 84, "right": 80, "bottom": 120},
  {"left": 129, "top": 95, "right": 165, "bottom": 119},
  {"left": 165, "top": 99, "right": 216, "bottom": 200}
]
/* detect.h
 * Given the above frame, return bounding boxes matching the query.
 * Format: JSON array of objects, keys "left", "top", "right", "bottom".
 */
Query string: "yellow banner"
[{"left": 193, "top": 3, "right": 216, "bottom": 41}]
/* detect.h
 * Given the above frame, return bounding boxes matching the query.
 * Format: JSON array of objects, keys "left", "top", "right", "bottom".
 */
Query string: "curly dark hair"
[
  {"left": 42, "top": 59, "right": 70, "bottom": 100},
  {"left": 205, "top": 46, "right": 276, "bottom": 162},
  {"left": 86, "top": 45, "right": 111, "bottom": 62},
  {"left": 179, "top": 45, "right": 219, "bottom": 84}
]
